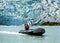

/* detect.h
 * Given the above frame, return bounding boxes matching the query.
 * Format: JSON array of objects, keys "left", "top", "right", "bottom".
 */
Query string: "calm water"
[{"left": 0, "top": 26, "right": 60, "bottom": 43}]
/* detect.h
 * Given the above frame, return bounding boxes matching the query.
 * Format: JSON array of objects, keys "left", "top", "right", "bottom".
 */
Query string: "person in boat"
[{"left": 24, "top": 24, "right": 29, "bottom": 30}]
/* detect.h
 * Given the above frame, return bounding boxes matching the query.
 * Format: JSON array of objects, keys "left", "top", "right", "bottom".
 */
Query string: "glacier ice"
[{"left": 0, "top": 0, "right": 60, "bottom": 25}]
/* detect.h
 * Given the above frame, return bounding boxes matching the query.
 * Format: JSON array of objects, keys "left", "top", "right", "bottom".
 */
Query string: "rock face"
[{"left": 0, "top": 0, "right": 60, "bottom": 25}]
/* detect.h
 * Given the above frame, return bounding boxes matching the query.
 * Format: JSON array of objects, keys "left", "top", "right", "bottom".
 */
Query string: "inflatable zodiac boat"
[{"left": 19, "top": 28, "right": 45, "bottom": 35}]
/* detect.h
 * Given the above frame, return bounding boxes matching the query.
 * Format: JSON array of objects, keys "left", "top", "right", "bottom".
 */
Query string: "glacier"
[{"left": 0, "top": 0, "right": 60, "bottom": 25}]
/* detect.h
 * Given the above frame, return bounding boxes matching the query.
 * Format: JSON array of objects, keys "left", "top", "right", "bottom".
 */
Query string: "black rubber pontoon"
[{"left": 19, "top": 28, "right": 45, "bottom": 35}]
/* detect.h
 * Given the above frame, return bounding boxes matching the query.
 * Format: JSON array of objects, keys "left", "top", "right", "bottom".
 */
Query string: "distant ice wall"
[{"left": 0, "top": 0, "right": 60, "bottom": 25}]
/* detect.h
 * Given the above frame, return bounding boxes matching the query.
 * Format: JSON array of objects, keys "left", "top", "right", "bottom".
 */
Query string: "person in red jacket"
[{"left": 24, "top": 24, "right": 29, "bottom": 30}]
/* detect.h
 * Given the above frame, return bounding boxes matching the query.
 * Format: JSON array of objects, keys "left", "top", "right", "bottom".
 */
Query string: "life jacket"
[{"left": 25, "top": 24, "right": 29, "bottom": 30}]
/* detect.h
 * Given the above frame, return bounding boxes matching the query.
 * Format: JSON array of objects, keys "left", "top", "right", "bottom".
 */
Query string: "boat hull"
[{"left": 19, "top": 28, "right": 45, "bottom": 35}]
